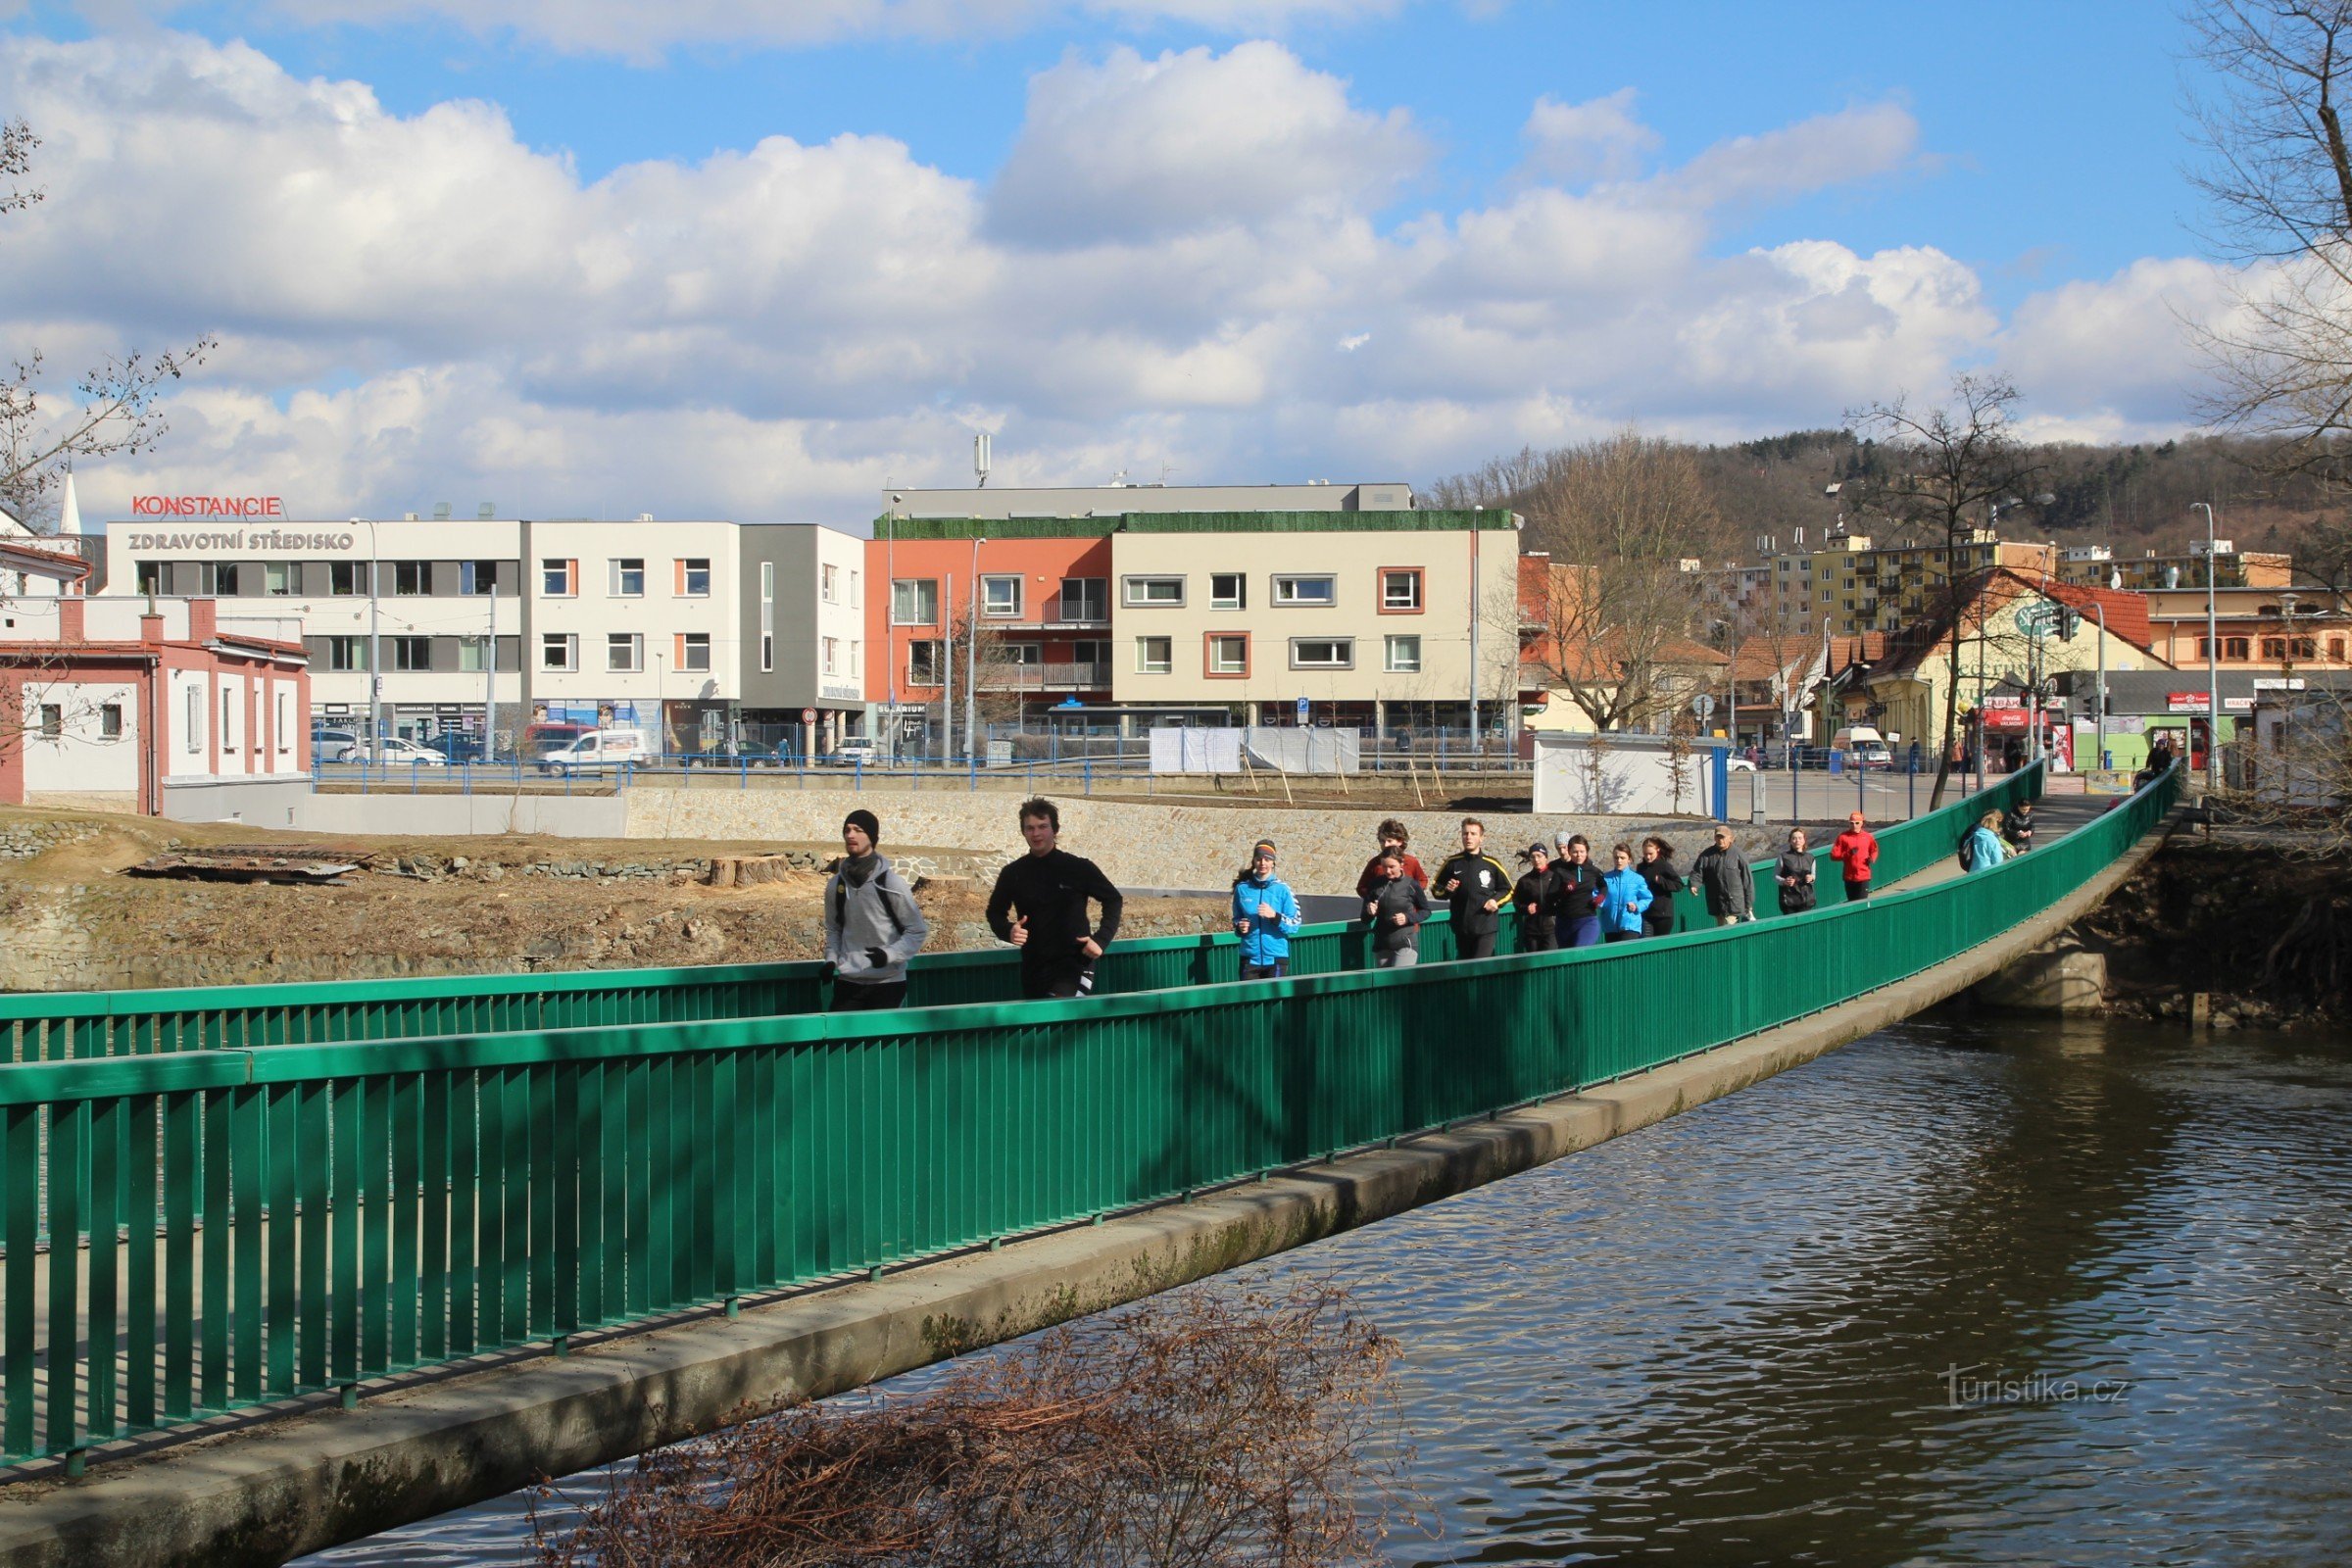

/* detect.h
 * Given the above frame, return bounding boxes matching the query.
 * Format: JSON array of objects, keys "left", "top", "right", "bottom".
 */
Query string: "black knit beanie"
[{"left": 843, "top": 808, "right": 881, "bottom": 845}]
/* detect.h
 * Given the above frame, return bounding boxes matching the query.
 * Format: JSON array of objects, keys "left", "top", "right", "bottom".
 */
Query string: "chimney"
[
  {"left": 140, "top": 612, "right": 166, "bottom": 647},
  {"left": 59, "top": 599, "right": 85, "bottom": 642},
  {"left": 188, "top": 598, "right": 219, "bottom": 644}
]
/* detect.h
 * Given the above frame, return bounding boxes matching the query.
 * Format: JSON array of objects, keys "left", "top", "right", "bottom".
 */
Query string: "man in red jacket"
[{"left": 1830, "top": 811, "right": 1880, "bottom": 902}]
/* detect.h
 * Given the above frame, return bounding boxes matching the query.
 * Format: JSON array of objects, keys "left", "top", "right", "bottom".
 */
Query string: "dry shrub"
[{"left": 531, "top": 1282, "right": 1411, "bottom": 1568}]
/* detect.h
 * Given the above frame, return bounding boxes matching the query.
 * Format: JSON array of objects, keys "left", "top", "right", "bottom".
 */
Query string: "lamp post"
[
  {"left": 2192, "top": 501, "right": 2221, "bottom": 783},
  {"left": 965, "top": 534, "right": 985, "bottom": 764},
  {"left": 653, "top": 649, "right": 665, "bottom": 758},
  {"left": 351, "top": 517, "right": 382, "bottom": 753}
]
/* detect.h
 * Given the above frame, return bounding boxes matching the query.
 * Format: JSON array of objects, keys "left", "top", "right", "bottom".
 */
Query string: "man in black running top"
[{"left": 986, "top": 797, "right": 1125, "bottom": 1000}]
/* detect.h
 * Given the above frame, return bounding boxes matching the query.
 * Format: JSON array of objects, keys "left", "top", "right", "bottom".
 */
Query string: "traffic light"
[{"left": 2058, "top": 607, "right": 2081, "bottom": 640}]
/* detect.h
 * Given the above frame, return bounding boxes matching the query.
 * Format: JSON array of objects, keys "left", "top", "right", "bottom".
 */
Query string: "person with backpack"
[
  {"left": 1354, "top": 818, "right": 1428, "bottom": 902},
  {"left": 1550, "top": 832, "right": 1607, "bottom": 948},
  {"left": 1512, "top": 843, "right": 1562, "bottom": 953},
  {"left": 1774, "top": 827, "right": 1818, "bottom": 915},
  {"left": 1691, "top": 823, "right": 1755, "bottom": 925},
  {"left": 2003, "top": 799, "right": 2036, "bottom": 855},
  {"left": 1230, "top": 838, "right": 1303, "bottom": 980},
  {"left": 1637, "top": 836, "right": 1685, "bottom": 938},
  {"left": 824, "top": 808, "right": 931, "bottom": 1011},
  {"left": 1597, "top": 843, "right": 1654, "bottom": 941},
  {"left": 1964, "top": 809, "right": 2009, "bottom": 874},
  {"left": 1830, "top": 811, "right": 1880, "bottom": 902},
  {"left": 1434, "top": 817, "right": 1514, "bottom": 960},
  {"left": 1362, "top": 849, "right": 1432, "bottom": 968}
]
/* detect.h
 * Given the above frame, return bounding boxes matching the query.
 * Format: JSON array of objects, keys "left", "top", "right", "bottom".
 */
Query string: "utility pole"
[
  {"left": 484, "top": 580, "right": 497, "bottom": 760},
  {"left": 966, "top": 535, "right": 984, "bottom": 763},
  {"left": 2192, "top": 501, "right": 2221, "bottom": 785}
]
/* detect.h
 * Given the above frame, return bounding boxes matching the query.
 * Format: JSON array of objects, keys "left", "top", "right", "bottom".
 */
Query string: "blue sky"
[{"left": 0, "top": 0, "right": 2235, "bottom": 519}]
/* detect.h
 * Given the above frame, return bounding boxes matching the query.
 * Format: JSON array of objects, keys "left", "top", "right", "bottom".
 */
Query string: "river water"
[{"left": 305, "top": 1013, "right": 2352, "bottom": 1566}]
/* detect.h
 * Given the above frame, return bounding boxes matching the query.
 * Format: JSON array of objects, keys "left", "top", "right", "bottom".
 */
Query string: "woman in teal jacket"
[
  {"left": 1231, "top": 838, "right": 1304, "bottom": 978},
  {"left": 1965, "top": 810, "right": 2010, "bottom": 874},
  {"left": 1598, "top": 843, "right": 1654, "bottom": 941}
]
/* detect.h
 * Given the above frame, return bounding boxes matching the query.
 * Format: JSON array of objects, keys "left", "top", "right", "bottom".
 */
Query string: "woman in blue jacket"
[
  {"left": 1598, "top": 842, "right": 1654, "bottom": 941},
  {"left": 1231, "top": 838, "right": 1304, "bottom": 979},
  {"left": 1965, "top": 811, "right": 2010, "bottom": 874}
]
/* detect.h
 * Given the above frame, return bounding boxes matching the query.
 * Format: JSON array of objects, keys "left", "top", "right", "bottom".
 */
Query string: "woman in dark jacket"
[
  {"left": 1636, "top": 836, "right": 1684, "bottom": 939},
  {"left": 1513, "top": 844, "right": 1561, "bottom": 953},
  {"left": 1774, "top": 827, "right": 1818, "bottom": 915}
]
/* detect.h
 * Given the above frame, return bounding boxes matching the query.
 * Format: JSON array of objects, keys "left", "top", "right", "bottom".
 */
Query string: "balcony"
[{"left": 978, "top": 661, "right": 1111, "bottom": 692}]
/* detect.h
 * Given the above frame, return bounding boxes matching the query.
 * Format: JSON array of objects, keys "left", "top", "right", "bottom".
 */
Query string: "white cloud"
[
  {"left": 1521, "top": 88, "right": 1658, "bottom": 184},
  {"left": 987, "top": 42, "right": 1423, "bottom": 245},
  {"left": 0, "top": 31, "right": 2226, "bottom": 525}
]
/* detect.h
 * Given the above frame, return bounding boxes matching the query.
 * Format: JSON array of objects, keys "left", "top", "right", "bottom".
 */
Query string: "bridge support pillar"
[{"left": 1970, "top": 937, "right": 2108, "bottom": 1015}]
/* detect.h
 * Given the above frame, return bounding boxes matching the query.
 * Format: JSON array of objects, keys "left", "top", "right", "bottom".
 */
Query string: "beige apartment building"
[
  {"left": 1772, "top": 531, "right": 2055, "bottom": 635},
  {"left": 1105, "top": 510, "right": 1522, "bottom": 734}
]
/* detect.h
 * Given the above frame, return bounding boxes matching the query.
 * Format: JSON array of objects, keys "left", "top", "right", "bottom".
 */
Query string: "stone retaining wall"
[{"left": 626, "top": 789, "right": 1779, "bottom": 899}]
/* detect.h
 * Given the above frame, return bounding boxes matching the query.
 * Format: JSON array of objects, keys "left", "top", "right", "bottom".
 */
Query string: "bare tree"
[
  {"left": 1516, "top": 432, "right": 1717, "bottom": 732},
  {"left": 1844, "top": 374, "right": 2043, "bottom": 808},
  {"left": 0, "top": 119, "right": 216, "bottom": 530}
]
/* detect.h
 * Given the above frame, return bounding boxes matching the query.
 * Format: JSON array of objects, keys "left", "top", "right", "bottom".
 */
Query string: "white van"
[
  {"left": 536, "top": 727, "right": 654, "bottom": 775},
  {"left": 1833, "top": 725, "right": 1893, "bottom": 769}
]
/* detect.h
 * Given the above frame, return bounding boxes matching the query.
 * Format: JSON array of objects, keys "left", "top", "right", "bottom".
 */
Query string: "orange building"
[{"left": 864, "top": 517, "right": 1116, "bottom": 748}]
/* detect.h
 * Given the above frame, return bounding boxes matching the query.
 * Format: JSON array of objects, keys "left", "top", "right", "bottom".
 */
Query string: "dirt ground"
[{"left": 0, "top": 806, "right": 1227, "bottom": 994}]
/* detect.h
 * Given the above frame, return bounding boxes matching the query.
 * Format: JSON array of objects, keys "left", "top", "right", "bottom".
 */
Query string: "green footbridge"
[{"left": 0, "top": 761, "right": 2177, "bottom": 1475}]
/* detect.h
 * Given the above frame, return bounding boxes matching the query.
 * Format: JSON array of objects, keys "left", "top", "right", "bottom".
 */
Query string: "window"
[
  {"left": 907, "top": 640, "right": 943, "bottom": 685},
  {"left": 610, "top": 559, "right": 645, "bottom": 598},
  {"left": 460, "top": 561, "right": 501, "bottom": 596},
  {"left": 678, "top": 632, "right": 711, "bottom": 673},
  {"left": 2332, "top": 636, "right": 2347, "bottom": 662},
  {"left": 1122, "top": 575, "right": 1185, "bottom": 607},
  {"left": 822, "top": 637, "right": 840, "bottom": 675},
  {"left": 273, "top": 692, "right": 287, "bottom": 751},
  {"left": 608, "top": 633, "right": 643, "bottom": 673},
  {"left": 1058, "top": 578, "right": 1108, "bottom": 621},
  {"left": 102, "top": 703, "right": 123, "bottom": 741},
  {"left": 892, "top": 578, "right": 940, "bottom": 626},
  {"left": 676, "top": 558, "right": 711, "bottom": 597},
  {"left": 1379, "top": 568, "right": 1424, "bottom": 612},
  {"left": 541, "top": 633, "right": 577, "bottom": 671},
  {"left": 2227, "top": 637, "right": 2251, "bottom": 661},
  {"left": 1073, "top": 639, "right": 1110, "bottom": 667},
  {"left": 1385, "top": 635, "right": 1422, "bottom": 673},
  {"left": 851, "top": 569, "right": 861, "bottom": 607},
  {"left": 329, "top": 562, "right": 367, "bottom": 596},
  {"left": 459, "top": 637, "right": 488, "bottom": 673},
  {"left": 209, "top": 563, "right": 244, "bottom": 597},
  {"left": 184, "top": 684, "right": 204, "bottom": 754},
  {"left": 391, "top": 636, "right": 431, "bottom": 671},
  {"left": 1136, "top": 636, "right": 1173, "bottom": 673},
  {"left": 135, "top": 561, "right": 163, "bottom": 595},
  {"left": 264, "top": 563, "right": 292, "bottom": 596},
  {"left": 1210, "top": 572, "right": 1247, "bottom": 611},
  {"left": 542, "top": 559, "right": 575, "bottom": 596},
  {"left": 850, "top": 642, "right": 862, "bottom": 677},
  {"left": 1005, "top": 642, "right": 1043, "bottom": 666},
  {"left": 983, "top": 574, "right": 1023, "bottom": 616},
  {"left": 1206, "top": 633, "right": 1249, "bottom": 676},
  {"left": 393, "top": 562, "right": 428, "bottom": 596},
  {"left": 760, "top": 562, "right": 776, "bottom": 672},
  {"left": 327, "top": 637, "right": 368, "bottom": 671},
  {"left": 220, "top": 687, "right": 237, "bottom": 751},
  {"left": 36, "top": 704, "right": 60, "bottom": 738},
  {"left": 1289, "top": 637, "right": 1353, "bottom": 669},
  {"left": 820, "top": 564, "right": 839, "bottom": 603},
  {"left": 1272, "top": 574, "right": 1336, "bottom": 607}
]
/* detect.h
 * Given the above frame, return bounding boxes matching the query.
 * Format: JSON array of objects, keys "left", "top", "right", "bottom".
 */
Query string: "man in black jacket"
[
  {"left": 1433, "top": 817, "right": 1513, "bottom": 960},
  {"left": 986, "top": 798, "right": 1125, "bottom": 999}
]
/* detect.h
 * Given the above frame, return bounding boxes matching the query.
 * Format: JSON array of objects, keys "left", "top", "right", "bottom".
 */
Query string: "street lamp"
[
  {"left": 965, "top": 534, "right": 986, "bottom": 763},
  {"left": 351, "top": 517, "right": 381, "bottom": 752},
  {"left": 2192, "top": 501, "right": 2221, "bottom": 784}
]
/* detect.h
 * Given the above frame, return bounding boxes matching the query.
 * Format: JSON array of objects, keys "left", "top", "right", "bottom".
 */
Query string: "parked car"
[
  {"left": 521, "top": 721, "right": 597, "bottom": 761},
  {"left": 537, "top": 727, "right": 654, "bottom": 774},
  {"left": 827, "top": 740, "right": 880, "bottom": 767},
  {"left": 311, "top": 726, "right": 361, "bottom": 762},
  {"left": 1725, "top": 754, "right": 1757, "bottom": 772},
  {"left": 351, "top": 736, "right": 448, "bottom": 766},
  {"left": 425, "top": 733, "right": 490, "bottom": 762}
]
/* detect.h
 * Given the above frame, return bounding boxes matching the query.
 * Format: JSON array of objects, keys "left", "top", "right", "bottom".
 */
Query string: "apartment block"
[{"left": 1771, "top": 531, "right": 2056, "bottom": 635}]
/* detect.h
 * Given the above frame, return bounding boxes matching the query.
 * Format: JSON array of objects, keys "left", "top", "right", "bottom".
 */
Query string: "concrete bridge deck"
[{"left": 0, "top": 781, "right": 2181, "bottom": 1568}]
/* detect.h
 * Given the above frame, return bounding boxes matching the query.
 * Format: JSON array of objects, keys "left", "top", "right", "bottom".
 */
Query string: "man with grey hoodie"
[{"left": 824, "top": 808, "right": 930, "bottom": 1011}]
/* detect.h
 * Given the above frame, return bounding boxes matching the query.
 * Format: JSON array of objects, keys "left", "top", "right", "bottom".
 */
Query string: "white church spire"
[{"left": 58, "top": 468, "right": 82, "bottom": 537}]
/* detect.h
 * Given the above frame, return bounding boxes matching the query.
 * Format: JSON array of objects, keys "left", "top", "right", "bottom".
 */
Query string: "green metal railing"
[
  {"left": 0, "top": 763, "right": 2170, "bottom": 1468},
  {"left": 1, "top": 765, "right": 2046, "bottom": 1064}
]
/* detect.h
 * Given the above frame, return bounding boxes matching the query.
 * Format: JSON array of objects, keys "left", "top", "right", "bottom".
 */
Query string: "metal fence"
[
  {"left": 6, "top": 766, "right": 2044, "bottom": 1066},
  {"left": 0, "top": 764, "right": 2173, "bottom": 1469}
]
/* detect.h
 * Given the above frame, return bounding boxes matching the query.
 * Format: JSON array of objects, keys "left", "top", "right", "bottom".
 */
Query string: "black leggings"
[
  {"left": 1518, "top": 922, "right": 1558, "bottom": 953},
  {"left": 1456, "top": 930, "right": 1497, "bottom": 960}
]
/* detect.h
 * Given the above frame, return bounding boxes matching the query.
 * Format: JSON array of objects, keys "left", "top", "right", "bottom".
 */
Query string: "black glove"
[{"left": 864, "top": 948, "right": 889, "bottom": 969}]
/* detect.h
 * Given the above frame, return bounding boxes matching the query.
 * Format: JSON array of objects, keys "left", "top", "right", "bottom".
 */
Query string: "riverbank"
[{"left": 2072, "top": 832, "right": 2351, "bottom": 1029}]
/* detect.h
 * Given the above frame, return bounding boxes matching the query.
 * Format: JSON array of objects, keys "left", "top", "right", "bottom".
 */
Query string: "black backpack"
[{"left": 1956, "top": 831, "right": 1975, "bottom": 872}]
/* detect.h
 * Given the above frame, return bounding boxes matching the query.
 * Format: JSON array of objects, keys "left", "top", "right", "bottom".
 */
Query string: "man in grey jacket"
[
  {"left": 824, "top": 808, "right": 930, "bottom": 1010},
  {"left": 1690, "top": 823, "right": 1755, "bottom": 926}
]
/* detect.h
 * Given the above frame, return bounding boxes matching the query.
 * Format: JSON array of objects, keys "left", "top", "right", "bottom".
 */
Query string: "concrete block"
[{"left": 1972, "top": 942, "right": 2108, "bottom": 1013}]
